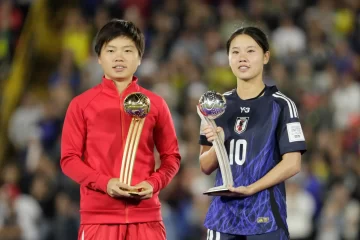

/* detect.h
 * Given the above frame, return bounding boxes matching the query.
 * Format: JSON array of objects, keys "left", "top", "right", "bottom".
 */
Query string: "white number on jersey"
[{"left": 229, "top": 139, "right": 247, "bottom": 165}]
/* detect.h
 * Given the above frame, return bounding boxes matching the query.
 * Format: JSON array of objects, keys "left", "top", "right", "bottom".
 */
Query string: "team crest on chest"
[{"left": 234, "top": 117, "right": 249, "bottom": 134}]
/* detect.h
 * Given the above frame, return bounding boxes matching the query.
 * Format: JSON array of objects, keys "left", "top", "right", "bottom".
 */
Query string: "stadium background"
[{"left": 0, "top": 0, "right": 359, "bottom": 239}]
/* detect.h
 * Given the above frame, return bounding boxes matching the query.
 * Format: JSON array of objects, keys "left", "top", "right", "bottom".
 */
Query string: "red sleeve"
[
  {"left": 146, "top": 99, "right": 181, "bottom": 193},
  {"left": 60, "top": 99, "right": 111, "bottom": 193}
]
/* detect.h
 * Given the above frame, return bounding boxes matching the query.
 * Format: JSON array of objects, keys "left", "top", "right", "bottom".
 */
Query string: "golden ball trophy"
[{"left": 120, "top": 92, "right": 150, "bottom": 194}]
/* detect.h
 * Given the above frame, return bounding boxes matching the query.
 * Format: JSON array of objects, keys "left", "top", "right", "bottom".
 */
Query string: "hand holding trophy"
[
  {"left": 120, "top": 93, "right": 150, "bottom": 195},
  {"left": 197, "top": 91, "right": 234, "bottom": 196}
]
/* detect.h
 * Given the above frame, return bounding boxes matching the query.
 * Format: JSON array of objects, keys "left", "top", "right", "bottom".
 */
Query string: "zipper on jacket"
[
  {"left": 119, "top": 91, "right": 124, "bottom": 168},
  {"left": 119, "top": 93, "right": 129, "bottom": 224},
  {"left": 118, "top": 82, "right": 132, "bottom": 178},
  {"left": 118, "top": 82, "right": 132, "bottom": 224},
  {"left": 125, "top": 201, "right": 128, "bottom": 223}
]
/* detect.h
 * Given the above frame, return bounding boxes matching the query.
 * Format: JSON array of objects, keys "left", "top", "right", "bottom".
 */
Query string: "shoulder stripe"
[
  {"left": 277, "top": 92, "right": 298, "bottom": 117},
  {"left": 272, "top": 92, "right": 298, "bottom": 118},
  {"left": 223, "top": 90, "right": 233, "bottom": 96},
  {"left": 273, "top": 93, "right": 293, "bottom": 118}
]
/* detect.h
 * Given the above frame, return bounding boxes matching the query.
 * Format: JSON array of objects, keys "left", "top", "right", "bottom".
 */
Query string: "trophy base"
[{"left": 203, "top": 186, "right": 232, "bottom": 196}]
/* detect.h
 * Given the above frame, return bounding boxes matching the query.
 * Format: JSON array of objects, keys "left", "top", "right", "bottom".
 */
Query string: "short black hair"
[
  {"left": 226, "top": 26, "right": 269, "bottom": 55},
  {"left": 94, "top": 19, "right": 145, "bottom": 57}
]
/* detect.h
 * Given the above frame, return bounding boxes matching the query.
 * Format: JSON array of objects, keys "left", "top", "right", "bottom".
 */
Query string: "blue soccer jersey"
[{"left": 199, "top": 86, "right": 306, "bottom": 236}]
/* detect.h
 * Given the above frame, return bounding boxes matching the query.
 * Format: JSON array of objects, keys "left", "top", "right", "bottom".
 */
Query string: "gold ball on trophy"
[{"left": 124, "top": 93, "right": 150, "bottom": 119}]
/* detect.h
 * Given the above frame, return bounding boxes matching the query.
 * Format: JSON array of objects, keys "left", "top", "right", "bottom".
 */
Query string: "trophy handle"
[
  {"left": 197, "top": 106, "right": 234, "bottom": 187},
  {"left": 120, "top": 117, "right": 146, "bottom": 189},
  {"left": 196, "top": 107, "right": 222, "bottom": 140}
]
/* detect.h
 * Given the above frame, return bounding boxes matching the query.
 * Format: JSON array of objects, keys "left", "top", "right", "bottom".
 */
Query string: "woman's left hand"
[
  {"left": 228, "top": 185, "right": 256, "bottom": 197},
  {"left": 132, "top": 181, "right": 154, "bottom": 199}
]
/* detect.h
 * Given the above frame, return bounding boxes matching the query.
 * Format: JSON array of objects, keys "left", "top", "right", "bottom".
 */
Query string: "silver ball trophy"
[
  {"left": 197, "top": 91, "right": 234, "bottom": 196},
  {"left": 120, "top": 93, "right": 150, "bottom": 194}
]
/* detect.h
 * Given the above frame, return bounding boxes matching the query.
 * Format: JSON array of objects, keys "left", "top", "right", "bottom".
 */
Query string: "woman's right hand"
[
  {"left": 202, "top": 125, "right": 224, "bottom": 142},
  {"left": 106, "top": 178, "right": 137, "bottom": 198}
]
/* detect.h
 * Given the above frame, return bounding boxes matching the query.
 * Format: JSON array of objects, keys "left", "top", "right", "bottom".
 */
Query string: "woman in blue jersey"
[{"left": 199, "top": 26, "right": 306, "bottom": 240}]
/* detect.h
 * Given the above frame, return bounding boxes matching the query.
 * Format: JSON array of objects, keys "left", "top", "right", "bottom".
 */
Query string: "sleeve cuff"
[
  {"left": 96, "top": 175, "right": 112, "bottom": 193},
  {"left": 281, "top": 148, "right": 307, "bottom": 156},
  {"left": 146, "top": 177, "right": 159, "bottom": 193},
  {"left": 199, "top": 135, "right": 213, "bottom": 146}
]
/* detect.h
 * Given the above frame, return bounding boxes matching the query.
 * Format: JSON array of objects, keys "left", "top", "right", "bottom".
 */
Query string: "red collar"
[{"left": 101, "top": 76, "right": 140, "bottom": 97}]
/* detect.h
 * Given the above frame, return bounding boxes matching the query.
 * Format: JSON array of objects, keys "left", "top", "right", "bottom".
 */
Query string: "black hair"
[
  {"left": 94, "top": 19, "right": 145, "bottom": 57},
  {"left": 226, "top": 26, "right": 269, "bottom": 54}
]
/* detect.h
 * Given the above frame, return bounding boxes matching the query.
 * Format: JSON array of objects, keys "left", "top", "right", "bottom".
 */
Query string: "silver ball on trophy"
[
  {"left": 198, "top": 91, "right": 227, "bottom": 119},
  {"left": 124, "top": 93, "right": 150, "bottom": 119}
]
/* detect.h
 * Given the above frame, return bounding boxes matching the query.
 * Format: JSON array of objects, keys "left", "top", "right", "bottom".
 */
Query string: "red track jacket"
[{"left": 60, "top": 76, "right": 181, "bottom": 224}]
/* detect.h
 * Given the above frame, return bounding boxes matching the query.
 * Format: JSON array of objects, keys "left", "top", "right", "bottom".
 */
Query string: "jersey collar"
[{"left": 101, "top": 76, "right": 140, "bottom": 97}]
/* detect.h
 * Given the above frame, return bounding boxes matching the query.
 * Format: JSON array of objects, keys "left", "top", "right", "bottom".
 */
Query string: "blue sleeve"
[{"left": 277, "top": 101, "right": 307, "bottom": 155}]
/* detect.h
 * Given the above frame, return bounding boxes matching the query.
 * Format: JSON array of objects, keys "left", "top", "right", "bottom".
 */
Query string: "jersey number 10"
[{"left": 229, "top": 139, "right": 247, "bottom": 165}]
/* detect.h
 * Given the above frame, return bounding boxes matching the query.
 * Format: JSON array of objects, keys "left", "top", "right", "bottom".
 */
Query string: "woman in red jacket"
[{"left": 60, "top": 19, "right": 181, "bottom": 240}]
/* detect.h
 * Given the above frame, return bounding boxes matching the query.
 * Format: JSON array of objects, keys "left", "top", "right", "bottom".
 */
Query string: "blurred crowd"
[{"left": 1, "top": 0, "right": 360, "bottom": 239}]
